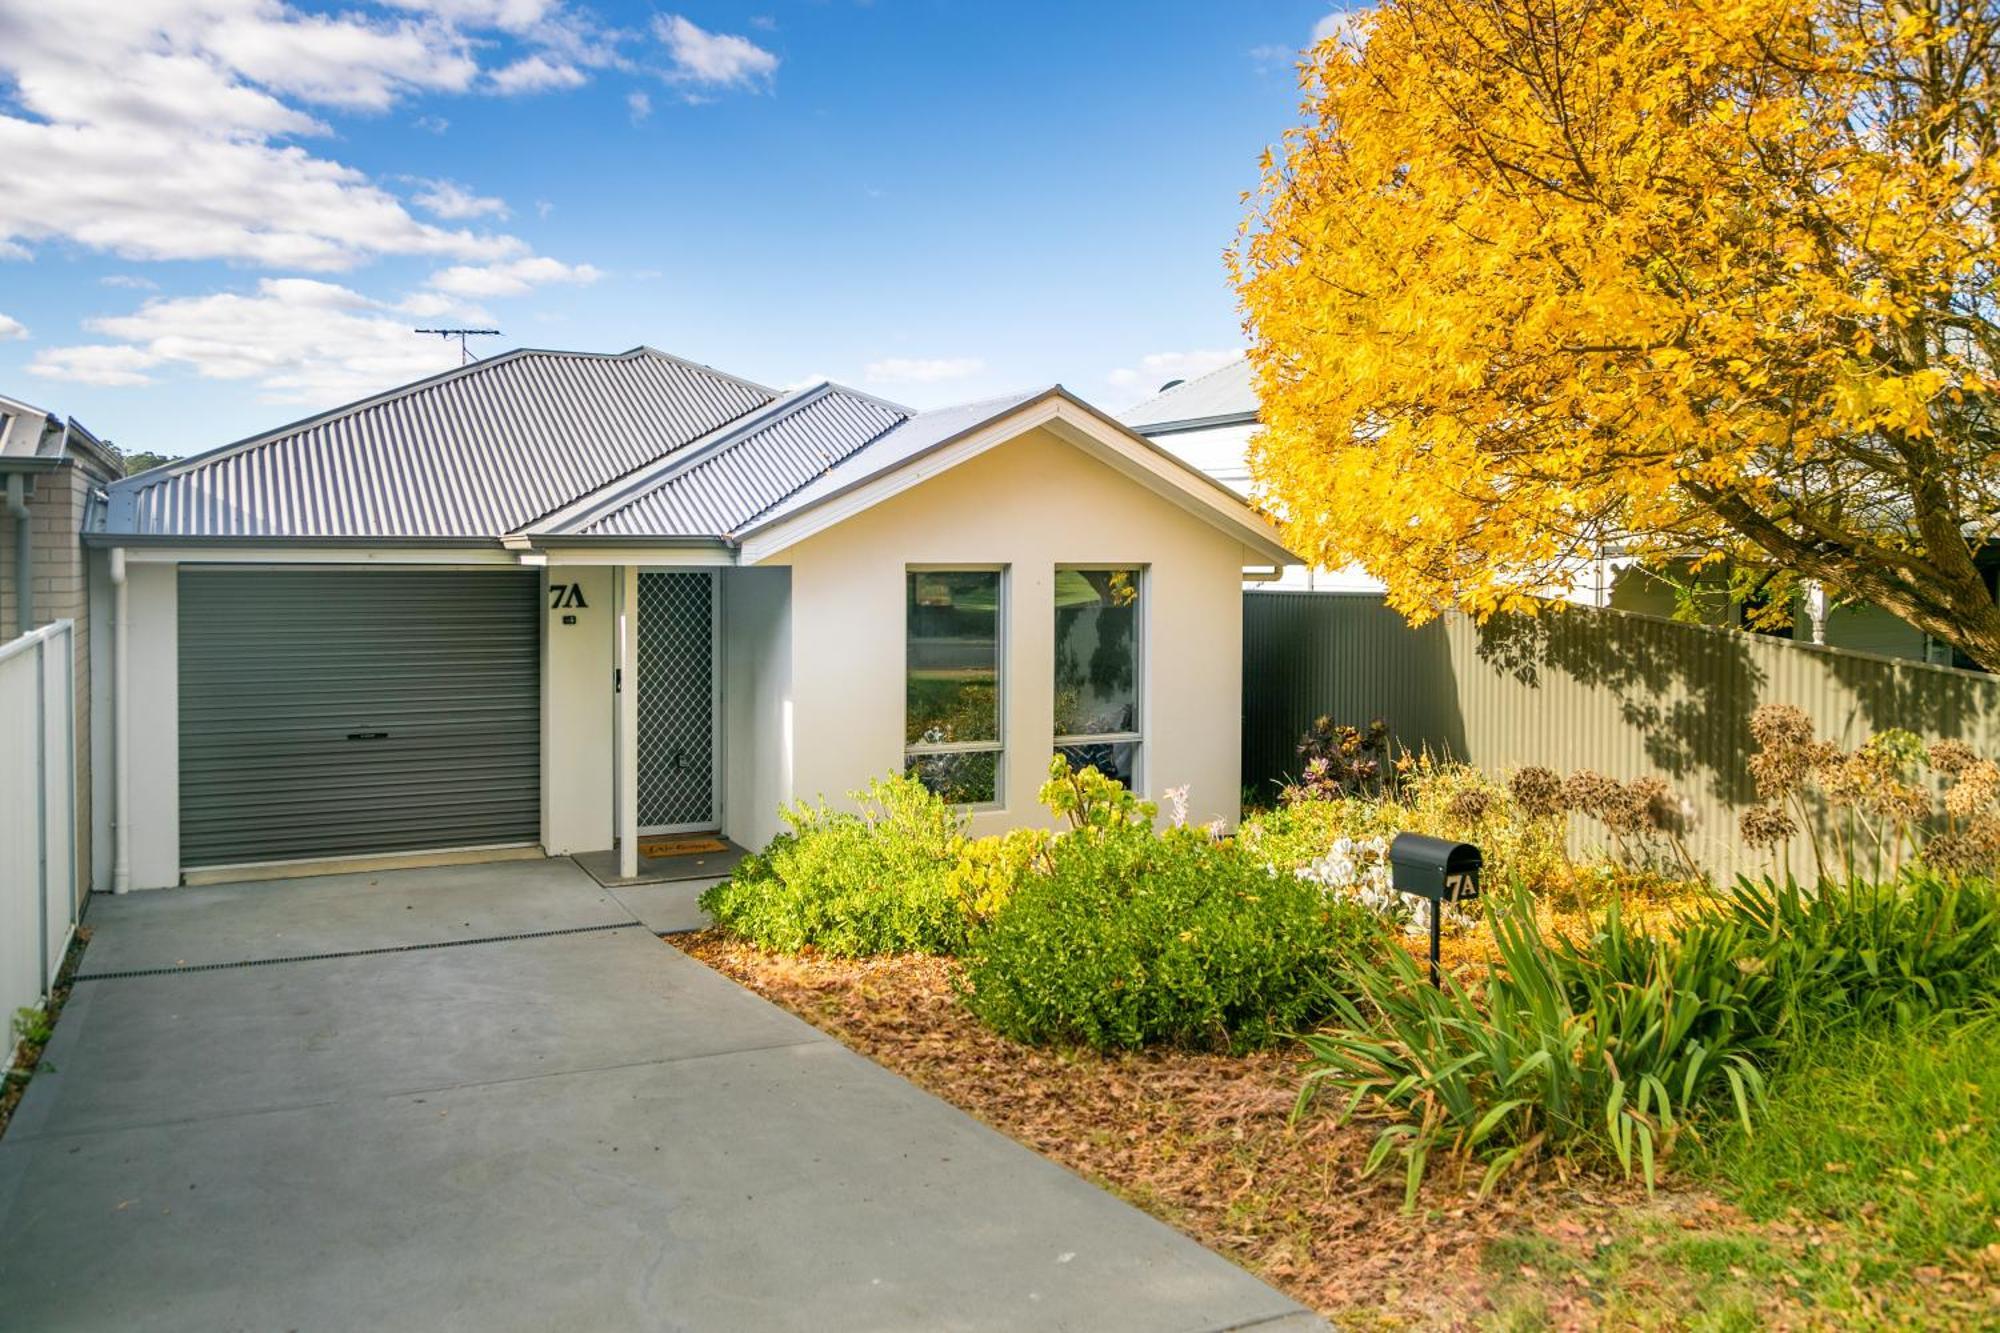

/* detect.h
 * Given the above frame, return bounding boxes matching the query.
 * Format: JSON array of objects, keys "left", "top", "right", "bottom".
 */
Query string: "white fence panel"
[{"left": 0, "top": 620, "right": 78, "bottom": 1048}]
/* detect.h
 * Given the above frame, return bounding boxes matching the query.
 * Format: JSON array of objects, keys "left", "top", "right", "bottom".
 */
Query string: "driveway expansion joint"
[{"left": 69, "top": 919, "right": 643, "bottom": 982}]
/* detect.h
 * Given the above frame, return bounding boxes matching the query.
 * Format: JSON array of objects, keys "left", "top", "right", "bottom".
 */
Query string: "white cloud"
[
  {"left": 865, "top": 357, "right": 984, "bottom": 385},
  {"left": 413, "top": 113, "right": 451, "bottom": 133},
  {"left": 1250, "top": 43, "right": 1298, "bottom": 70},
  {"left": 487, "top": 54, "right": 586, "bottom": 93},
  {"left": 30, "top": 278, "right": 471, "bottom": 400},
  {"left": 0, "top": 0, "right": 604, "bottom": 271},
  {"left": 654, "top": 15, "right": 778, "bottom": 90},
  {"left": 1313, "top": 9, "right": 1368, "bottom": 45},
  {"left": 627, "top": 90, "right": 653, "bottom": 124},
  {"left": 0, "top": 313, "right": 26, "bottom": 341},
  {"left": 31, "top": 345, "right": 159, "bottom": 387},
  {"left": 411, "top": 178, "right": 510, "bottom": 220},
  {"left": 1106, "top": 349, "right": 1245, "bottom": 395},
  {"left": 101, "top": 274, "right": 159, "bottom": 290},
  {"left": 428, "top": 256, "right": 602, "bottom": 297}
]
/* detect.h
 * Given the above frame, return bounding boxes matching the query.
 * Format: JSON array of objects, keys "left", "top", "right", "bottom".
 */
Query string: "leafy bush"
[
  {"left": 960, "top": 822, "right": 1383, "bottom": 1052},
  {"left": 946, "top": 826, "right": 1051, "bottom": 926},
  {"left": 699, "top": 775, "right": 970, "bottom": 956},
  {"left": 1297, "top": 889, "right": 1772, "bottom": 1206},
  {"left": 1243, "top": 757, "right": 1580, "bottom": 899}
]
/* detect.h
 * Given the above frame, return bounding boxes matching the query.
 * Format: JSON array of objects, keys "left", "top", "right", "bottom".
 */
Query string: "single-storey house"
[{"left": 85, "top": 347, "right": 1293, "bottom": 890}]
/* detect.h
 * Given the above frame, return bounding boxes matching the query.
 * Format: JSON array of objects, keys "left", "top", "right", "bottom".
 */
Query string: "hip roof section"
[{"left": 95, "top": 348, "right": 775, "bottom": 541}]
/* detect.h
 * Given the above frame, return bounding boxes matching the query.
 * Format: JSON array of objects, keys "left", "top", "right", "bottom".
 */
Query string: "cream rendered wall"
[
  {"left": 775, "top": 426, "right": 1249, "bottom": 837},
  {"left": 542, "top": 564, "right": 615, "bottom": 854},
  {"left": 126, "top": 561, "right": 178, "bottom": 889},
  {"left": 721, "top": 566, "right": 792, "bottom": 852}
]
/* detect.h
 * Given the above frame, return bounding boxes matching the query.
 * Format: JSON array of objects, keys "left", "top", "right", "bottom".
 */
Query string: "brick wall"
[{"left": 2, "top": 462, "right": 100, "bottom": 892}]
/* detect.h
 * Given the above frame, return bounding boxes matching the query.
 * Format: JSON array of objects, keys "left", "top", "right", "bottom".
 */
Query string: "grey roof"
[
  {"left": 739, "top": 390, "right": 1044, "bottom": 534},
  {"left": 562, "top": 384, "right": 909, "bottom": 538},
  {"left": 95, "top": 348, "right": 774, "bottom": 541},
  {"left": 87, "top": 347, "right": 1288, "bottom": 558},
  {"left": 1118, "top": 356, "right": 1258, "bottom": 433}
]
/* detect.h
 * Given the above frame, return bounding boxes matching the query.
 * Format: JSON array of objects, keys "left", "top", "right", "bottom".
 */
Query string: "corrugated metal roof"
[
  {"left": 96, "top": 348, "right": 774, "bottom": 540},
  {"left": 1119, "top": 356, "right": 1258, "bottom": 432},
  {"left": 567, "top": 385, "right": 909, "bottom": 537},
  {"left": 738, "top": 390, "right": 1045, "bottom": 533}
]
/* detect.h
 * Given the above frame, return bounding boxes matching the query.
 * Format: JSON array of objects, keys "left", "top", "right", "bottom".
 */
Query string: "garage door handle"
[{"left": 346, "top": 731, "right": 389, "bottom": 741}]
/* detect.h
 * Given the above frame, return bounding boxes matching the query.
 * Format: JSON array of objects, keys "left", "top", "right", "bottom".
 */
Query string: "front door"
[{"left": 637, "top": 570, "right": 718, "bottom": 831}]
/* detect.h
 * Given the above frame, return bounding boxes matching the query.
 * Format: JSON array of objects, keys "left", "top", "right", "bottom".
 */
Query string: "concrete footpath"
[{"left": 0, "top": 858, "right": 1320, "bottom": 1331}]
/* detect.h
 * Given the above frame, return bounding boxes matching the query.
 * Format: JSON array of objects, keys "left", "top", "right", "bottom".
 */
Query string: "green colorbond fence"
[{"left": 1243, "top": 591, "right": 2000, "bottom": 880}]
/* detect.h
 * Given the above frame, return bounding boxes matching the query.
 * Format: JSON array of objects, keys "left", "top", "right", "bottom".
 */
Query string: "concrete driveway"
[{"left": 0, "top": 859, "right": 1317, "bottom": 1332}]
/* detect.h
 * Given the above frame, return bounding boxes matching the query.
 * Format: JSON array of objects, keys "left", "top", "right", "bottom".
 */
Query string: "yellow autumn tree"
[{"left": 1232, "top": 0, "right": 2000, "bottom": 667}]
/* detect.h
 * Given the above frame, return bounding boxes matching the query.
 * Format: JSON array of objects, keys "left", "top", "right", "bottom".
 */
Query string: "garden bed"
[{"left": 676, "top": 931, "right": 1993, "bottom": 1329}]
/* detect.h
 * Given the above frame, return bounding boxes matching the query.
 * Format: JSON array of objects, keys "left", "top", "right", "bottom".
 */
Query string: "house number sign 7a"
[{"left": 550, "top": 583, "right": 588, "bottom": 625}]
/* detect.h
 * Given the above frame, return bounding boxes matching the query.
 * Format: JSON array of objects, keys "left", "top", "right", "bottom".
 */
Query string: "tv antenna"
[{"left": 414, "top": 327, "right": 502, "bottom": 365}]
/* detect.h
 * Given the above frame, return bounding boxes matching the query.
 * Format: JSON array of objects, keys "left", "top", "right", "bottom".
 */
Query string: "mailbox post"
[{"left": 1388, "top": 832, "right": 1482, "bottom": 987}]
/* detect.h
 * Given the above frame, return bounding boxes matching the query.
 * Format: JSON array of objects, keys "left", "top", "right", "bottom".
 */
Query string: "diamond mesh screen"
[{"left": 637, "top": 572, "right": 715, "bottom": 828}]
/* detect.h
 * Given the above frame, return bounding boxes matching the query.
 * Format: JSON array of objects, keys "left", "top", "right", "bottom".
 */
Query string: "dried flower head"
[
  {"left": 1445, "top": 787, "right": 1494, "bottom": 824},
  {"left": 1508, "top": 766, "right": 1567, "bottom": 820},
  {"left": 1747, "top": 703, "right": 1823, "bottom": 801},
  {"left": 1928, "top": 739, "right": 1979, "bottom": 775},
  {"left": 1563, "top": 769, "right": 1621, "bottom": 820},
  {"left": 1945, "top": 758, "right": 2000, "bottom": 820},
  {"left": 1739, "top": 804, "right": 1798, "bottom": 849},
  {"left": 1923, "top": 813, "right": 2000, "bottom": 874}
]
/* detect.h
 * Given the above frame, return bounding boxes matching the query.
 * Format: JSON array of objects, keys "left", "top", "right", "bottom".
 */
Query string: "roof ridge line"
[
  {"left": 525, "top": 381, "right": 869, "bottom": 537},
  {"left": 103, "top": 347, "right": 775, "bottom": 498}
]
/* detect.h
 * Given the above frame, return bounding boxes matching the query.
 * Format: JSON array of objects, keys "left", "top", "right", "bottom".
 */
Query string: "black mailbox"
[
  {"left": 1388, "top": 833, "right": 1482, "bottom": 903},
  {"left": 1388, "top": 833, "right": 1481, "bottom": 987}
]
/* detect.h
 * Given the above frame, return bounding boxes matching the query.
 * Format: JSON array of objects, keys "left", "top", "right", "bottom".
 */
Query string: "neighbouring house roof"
[
  {"left": 1118, "top": 356, "right": 1259, "bottom": 435},
  {"left": 0, "top": 390, "right": 121, "bottom": 479},
  {"left": 87, "top": 346, "right": 1294, "bottom": 564},
  {"left": 92, "top": 348, "right": 774, "bottom": 542}
]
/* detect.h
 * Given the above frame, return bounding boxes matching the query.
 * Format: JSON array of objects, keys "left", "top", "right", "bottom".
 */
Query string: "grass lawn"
[{"left": 675, "top": 930, "right": 2000, "bottom": 1329}]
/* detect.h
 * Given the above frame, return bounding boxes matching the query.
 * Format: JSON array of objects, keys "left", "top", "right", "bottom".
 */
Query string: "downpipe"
[
  {"left": 111, "top": 547, "right": 131, "bottom": 893},
  {"left": 4, "top": 471, "right": 29, "bottom": 634}
]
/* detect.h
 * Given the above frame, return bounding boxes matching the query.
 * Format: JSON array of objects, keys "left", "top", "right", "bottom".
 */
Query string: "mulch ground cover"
[{"left": 675, "top": 929, "right": 1683, "bottom": 1328}]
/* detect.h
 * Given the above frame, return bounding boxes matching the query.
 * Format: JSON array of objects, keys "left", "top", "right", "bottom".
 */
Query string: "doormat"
[{"left": 639, "top": 835, "right": 729, "bottom": 859}]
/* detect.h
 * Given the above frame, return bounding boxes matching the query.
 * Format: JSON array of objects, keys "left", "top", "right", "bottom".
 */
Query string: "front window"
[
  {"left": 905, "top": 569, "right": 1004, "bottom": 805},
  {"left": 1054, "top": 567, "right": 1141, "bottom": 788}
]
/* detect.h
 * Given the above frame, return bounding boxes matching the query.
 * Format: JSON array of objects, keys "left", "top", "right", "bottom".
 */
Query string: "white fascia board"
[
  {"left": 117, "top": 545, "right": 523, "bottom": 566},
  {"left": 533, "top": 546, "right": 737, "bottom": 567},
  {"left": 737, "top": 395, "right": 1297, "bottom": 567}
]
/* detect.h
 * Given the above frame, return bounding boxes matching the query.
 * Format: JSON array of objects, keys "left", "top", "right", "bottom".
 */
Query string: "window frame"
[
  {"left": 903, "top": 564, "right": 1008, "bottom": 810},
  {"left": 1052, "top": 564, "right": 1145, "bottom": 790}
]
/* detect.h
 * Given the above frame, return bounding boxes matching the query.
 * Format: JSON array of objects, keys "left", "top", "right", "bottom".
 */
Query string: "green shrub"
[
  {"left": 959, "top": 823, "right": 1383, "bottom": 1052},
  {"left": 946, "top": 826, "right": 1052, "bottom": 926},
  {"left": 1697, "top": 1010, "right": 2000, "bottom": 1271},
  {"left": 699, "top": 775, "right": 970, "bottom": 956},
  {"left": 1298, "top": 889, "right": 1774, "bottom": 1207},
  {"left": 1694, "top": 872, "right": 2000, "bottom": 1028}
]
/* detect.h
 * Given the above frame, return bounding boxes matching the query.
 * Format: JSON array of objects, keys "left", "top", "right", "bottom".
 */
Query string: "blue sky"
[{"left": 0, "top": 2, "right": 1350, "bottom": 457}]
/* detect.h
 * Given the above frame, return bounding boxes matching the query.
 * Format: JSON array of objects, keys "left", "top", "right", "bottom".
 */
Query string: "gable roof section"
[
  {"left": 94, "top": 347, "right": 774, "bottom": 542},
  {"left": 733, "top": 386, "right": 1296, "bottom": 566},
  {"left": 1119, "top": 356, "right": 1259, "bottom": 434},
  {"left": 537, "top": 382, "right": 910, "bottom": 539}
]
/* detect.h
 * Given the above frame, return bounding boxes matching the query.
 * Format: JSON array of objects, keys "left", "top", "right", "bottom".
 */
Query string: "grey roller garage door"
[{"left": 179, "top": 568, "right": 541, "bottom": 867}]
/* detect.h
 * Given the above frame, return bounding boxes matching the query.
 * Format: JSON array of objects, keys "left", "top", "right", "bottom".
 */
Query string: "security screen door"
[{"left": 636, "top": 571, "right": 718, "bottom": 830}]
